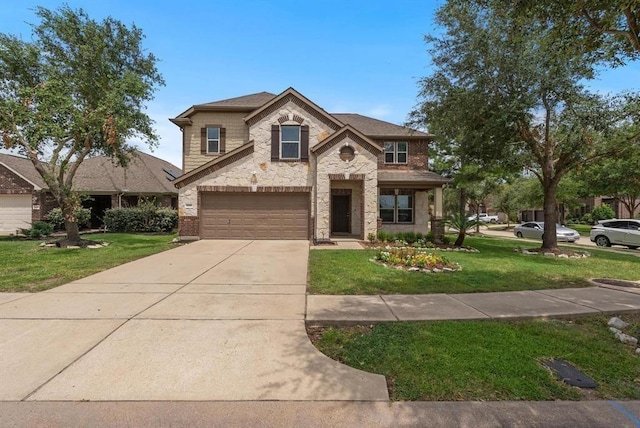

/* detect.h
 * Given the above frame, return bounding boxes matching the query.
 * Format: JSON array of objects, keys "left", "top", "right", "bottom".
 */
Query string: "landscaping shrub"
[
  {"left": 104, "top": 207, "right": 177, "bottom": 233},
  {"left": 404, "top": 231, "right": 417, "bottom": 244},
  {"left": 415, "top": 232, "right": 424, "bottom": 241},
  {"left": 426, "top": 231, "right": 435, "bottom": 243},
  {"left": 591, "top": 205, "right": 616, "bottom": 223},
  {"left": 395, "top": 231, "right": 405, "bottom": 242},
  {"left": 580, "top": 213, "right": 594, "bottom": 225},
  {"left": 377, "top": 230, "right": 394, "bottom": 243},
  {"left": 367, "top": 232, "right": 377, "bottom": 244},
  {"left": 45, "top": 207, "right": 91, "bottom": 231},
  {"left": 20, "top": 221, "right": 53, "bottom": 239}
]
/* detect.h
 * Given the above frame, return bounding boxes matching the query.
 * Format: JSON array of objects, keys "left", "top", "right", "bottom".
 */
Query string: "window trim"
[
  {"left": 280, "top": 124, "right": 301, "bottom": 160},
  {"left": 206, "top": 126, "right": 220, "bottom": 154},
  {"left": 383, "top": 141, "right": 408, "bottom": 164},
  {"left": 379, "top": 189, "right": 414, "bottom": 224}
]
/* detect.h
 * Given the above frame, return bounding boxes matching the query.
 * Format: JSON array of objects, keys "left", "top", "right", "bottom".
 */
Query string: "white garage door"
[{"left": 0, "top": 195, "right": 32, "bottom": 233}]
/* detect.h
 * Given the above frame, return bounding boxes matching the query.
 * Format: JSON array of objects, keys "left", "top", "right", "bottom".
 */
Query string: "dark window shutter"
[
  {"left": 300, "top": 125, "right": 309, "bottom": 161},
  {"left": 200, "top": 128, "right": 207, "bottom": 154},
  {"left": 271, "top": 124, "right": 280, "bottom": 161},
  {"left": 219, "top": 128, "right": 226, "bottom": 154}
]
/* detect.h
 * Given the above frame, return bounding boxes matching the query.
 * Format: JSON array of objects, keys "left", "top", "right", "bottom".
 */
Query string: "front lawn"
[
  {"left": 0, "top": 233, "right": 177, "bottom": 292},
  {"left": 567, "top": 223, "right": 593, "bottom": 237},
  {"left": 310, "top": 313, "right": 640, "bottom": 401},
  {"left": 308, "top": 236, "right": 640, "bottom": 294}
]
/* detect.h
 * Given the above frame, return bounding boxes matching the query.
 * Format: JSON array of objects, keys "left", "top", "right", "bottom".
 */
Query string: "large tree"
[
  {"left": 412, "top": 0, "right": 639, "bottom": 249},
  {"left": 0, "top": 6, "right": 164, "bottom": 244}
]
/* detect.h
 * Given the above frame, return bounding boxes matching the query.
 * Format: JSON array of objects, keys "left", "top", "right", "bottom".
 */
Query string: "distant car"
[
  {"left": 467, "top": 213, "right": 499, "bottom": 223},
  {"left": 590, "top": 219, "right": 640, "bottom": 249},
  {"left": 513, "top": 222, "right": 581, "bottom": 242}
]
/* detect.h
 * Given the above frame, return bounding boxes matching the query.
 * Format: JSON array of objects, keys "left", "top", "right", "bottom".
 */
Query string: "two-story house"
[{"left": 170, "top": 88, "right": 450, "bottom": 242}]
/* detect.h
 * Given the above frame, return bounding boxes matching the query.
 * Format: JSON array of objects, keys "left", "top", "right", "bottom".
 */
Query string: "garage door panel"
[
  {"left": 200, "top": 192, "right": 309, "bottom": 240},
  {"left": 0, "top": 195, "right": 32, "bottom": 232}
]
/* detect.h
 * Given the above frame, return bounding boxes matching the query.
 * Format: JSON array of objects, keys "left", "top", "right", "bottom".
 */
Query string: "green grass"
[
  {"left": 312, "top": 313, "right": 640, "bottom": 401},
  {"left": 0, "top": 233, "right": 176, "bottom": 292},
  {"left": 566, "top": 223, "right": 593, "bottom": 237},
  {"left": 308, "top": 236, "right": 640, "bottom": 294}
]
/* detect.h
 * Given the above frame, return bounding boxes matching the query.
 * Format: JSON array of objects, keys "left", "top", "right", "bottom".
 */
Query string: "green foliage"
[
  {"left": 444, "top": 213, "right": 478, "bottom": 247},
  {"left": 375, "top": 247, "right": 457, "bottom": 270},
  {"left": 103, "top": 207, "right": 177, "bottom": 233},
  {"left": 411, "top": 0, "right": 639, "bottom": 249},
  {"left": 581, "top": 213, "right": 594, "bottom": 225},
  {"left": 0, "top": 5, "right": 164, "bottom": 241},
  {"left": 20, "top": 221, "right": 54, "bottom": 239},
  {"left": 367, "top": 232, "right": 377, "bottom": 244},
  {"left": 403, "top": 231, "right": 417, "bottom": 244},
  {"left": 591, "top": 205, "right": 616, "bottom": 223},
  {"left": 45, "top": 207, "right": 91, "bottom": 230}
]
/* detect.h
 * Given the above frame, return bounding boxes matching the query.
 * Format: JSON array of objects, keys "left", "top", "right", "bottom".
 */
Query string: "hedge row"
[{"left": 103, "top": 207, "right": 178, "bottom": 233}]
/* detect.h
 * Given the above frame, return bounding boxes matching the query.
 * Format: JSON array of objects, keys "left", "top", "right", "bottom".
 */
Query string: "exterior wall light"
[{"left": 250, "top": 171, "right": 258, "bottom": 192}]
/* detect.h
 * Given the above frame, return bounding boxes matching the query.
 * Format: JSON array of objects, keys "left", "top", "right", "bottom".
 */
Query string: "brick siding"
[
  {"left": 376, "top": 139, "right": 429, "bottom": 171},
  {"left": 179, "top": 216, "right": 199, "bottom": 237}
]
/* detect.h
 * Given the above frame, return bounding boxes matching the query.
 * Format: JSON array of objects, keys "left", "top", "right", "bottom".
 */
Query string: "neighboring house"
[
  {"left": 170, "top": 88, "right": 450, "bottom": 241},
  {"left": 0, "top": 152, "right": 181, "bottom": 233}
]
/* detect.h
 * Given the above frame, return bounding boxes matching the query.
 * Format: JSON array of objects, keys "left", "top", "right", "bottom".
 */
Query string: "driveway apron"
[{"left": 0, "top": 240, "right": 388, "bottom": 401}]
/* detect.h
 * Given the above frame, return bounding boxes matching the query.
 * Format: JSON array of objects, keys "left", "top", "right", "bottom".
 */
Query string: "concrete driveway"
[{"left": 0, "top": 240, "right": 388, "bottom": 402}]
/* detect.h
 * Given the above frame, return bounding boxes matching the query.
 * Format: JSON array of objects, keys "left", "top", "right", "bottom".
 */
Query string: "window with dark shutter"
[
  {"left": 300, "top": 125, "right": 309, "bottom": 161},
  {"left": 219, "top": 128, "right": 226, "bottom": 154},
  {"left": 200, "top": 128, "right": 207, "bottom": 154},
  {"left": 271, "top": 124, "right": 280, "bottom": 161}
]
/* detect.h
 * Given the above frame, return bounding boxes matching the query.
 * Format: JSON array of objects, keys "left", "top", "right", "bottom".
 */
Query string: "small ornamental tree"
[{"left": 0, "top": 6, "right": 164, "bottom": 244}]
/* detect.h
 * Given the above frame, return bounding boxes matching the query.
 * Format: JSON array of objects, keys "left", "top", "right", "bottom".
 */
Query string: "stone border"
[{"left": 513, "top": 248, "right": 590, "bottom": 258}]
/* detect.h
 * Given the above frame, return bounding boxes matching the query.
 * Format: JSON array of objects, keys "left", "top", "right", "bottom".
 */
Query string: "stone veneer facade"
[{"left": 175, "top": 92, "right": 446, "bottom": 240}]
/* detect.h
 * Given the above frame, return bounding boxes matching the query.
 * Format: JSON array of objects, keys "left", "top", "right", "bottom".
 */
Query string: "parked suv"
[{"left": 590, "top": 219, "right": 640, "bottom": 249}]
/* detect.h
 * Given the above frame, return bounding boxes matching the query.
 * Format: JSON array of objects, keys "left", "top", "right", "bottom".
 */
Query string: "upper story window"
[
  {"left": 384, "top": 142, "right": 408, "bottom": 164},
  {"left": 281, "top": 125, "right": 300, "bottom": 159},
  {"left": 200, "top": 125, "right": 225, "bottom": 156},
  {"left": 206, "top": 127, "right": 220, "bottom": 153}
]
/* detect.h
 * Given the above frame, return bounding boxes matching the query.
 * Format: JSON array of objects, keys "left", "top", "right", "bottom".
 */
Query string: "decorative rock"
[
  {"left": 636, "top": 348, "right": 640, "bottom": 355},
  {"left": 45, "top": 243, "right": 56, "bottom": 248},
  {"left": 432, "top": 268, "right": 442, "bottom": 273},
  {"left": 558, "top": 254, "right": 569, "bottom": 258},
  {"left": 609, "top": 327, "right": 622, "bottom": 334},
  {"left": 66, "top": 246, "right": 80, "bottom": 249},
  {"left": 101, "top": 242, "right": 110, "bottom": 246},
  {"left": 544, "top": 252, "right": 555, "bottom": 257},
  {"left": 87, "top": 245, "right": 103, "bottom": 249},
  {"left": 615, "top": 332, "right": 638, "bottom": 346},
  {"left": 39, "top": 242, "right": 46, "bottom": 247},
  {"left": 608, "top": 317, "right": 630, "bottom": 330},
  {"left": 442, "top": 267, "right": 454, "bottom": 273},
  {"left": 408, "top": 267, "right": 420, "bottom": 272}
]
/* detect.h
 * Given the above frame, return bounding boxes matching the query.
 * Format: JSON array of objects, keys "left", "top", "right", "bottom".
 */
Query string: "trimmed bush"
[
  {"left": 104, "top": 207, "right": 177, "bottom": 233},
  {"left": 404, "top": 231, "right": 417, "bottom": 244},
  {"left": 45, "top": 207, "right": 91, "bottom": 231},
  {"left": 21, "top": 221, "right": 54, "bottom": 239},
  {"left": 591, "top": 205, "right": 616, "bottom": 223}
]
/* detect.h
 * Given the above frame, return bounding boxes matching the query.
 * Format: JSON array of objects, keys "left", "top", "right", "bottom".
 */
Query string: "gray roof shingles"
[{"left": 0, "top": 152, "right": 181, "bottom": 194}]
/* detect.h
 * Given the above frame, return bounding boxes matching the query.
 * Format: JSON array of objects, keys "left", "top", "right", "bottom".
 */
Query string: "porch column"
[{"left": 430, "top": 186, "right": 445, "bottom": 244}]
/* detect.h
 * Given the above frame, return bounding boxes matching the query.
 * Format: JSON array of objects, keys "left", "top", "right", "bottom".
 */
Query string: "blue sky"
[{"left": 2, "top": 0, "right": 638, "bottom": 168}]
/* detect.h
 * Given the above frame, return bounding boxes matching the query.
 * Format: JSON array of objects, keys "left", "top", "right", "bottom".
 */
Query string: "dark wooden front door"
[{"left": 331, "top": 194, "right": 350, "bottom": 233}]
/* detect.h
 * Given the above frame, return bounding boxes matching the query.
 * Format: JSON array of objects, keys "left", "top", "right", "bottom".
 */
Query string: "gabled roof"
[
  {"left": 73, "top": 152, "right": 182, "bottom": 194},
  {"left": 332, "top": 114, "right": 433, "bottom": 139},
  {"left": 199, "top": 92, "right": 277, "bottom": 108},
  {"left": 244, "top": 87, "right": 344, "bottom": 131},
  {"left": 0, "top": 154, "right": 46, "bottom": 189},
  {"left": 170, "top": 92, "right": 278, "bottom": 126},
  {"left": 0, "top": 152, "right": 181, "bottom": 194},
  {"left": 311, "top": 125, "right": 382, "bottom": 156}
]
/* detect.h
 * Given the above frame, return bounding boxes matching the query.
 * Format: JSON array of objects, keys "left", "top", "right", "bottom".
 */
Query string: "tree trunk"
[
  {"left": 541, "top": 181, "right": 559, "bottom": 250},
  {"left": 62, "top": 203, "right": 81, "bottom": 243},
  {"left": 454, "top": 231, "right": 465, "bottom": 247}
]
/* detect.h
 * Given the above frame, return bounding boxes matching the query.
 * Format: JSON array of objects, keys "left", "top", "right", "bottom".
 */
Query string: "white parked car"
[
  {"left": 467, "top": 213, "right": 499, "bottom": 223},
  {"left": 513, "top": 222, "right": 581, "bottom": 242},
  {"left": 590, "top": 219, "right": 640, "bottom": 249}
]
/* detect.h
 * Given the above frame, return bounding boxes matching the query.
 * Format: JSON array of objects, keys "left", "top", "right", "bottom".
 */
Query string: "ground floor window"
[{"left": 379, "top": 189, "right": 413, "bottom": 223}]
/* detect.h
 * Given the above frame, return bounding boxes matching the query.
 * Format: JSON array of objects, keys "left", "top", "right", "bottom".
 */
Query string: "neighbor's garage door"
[
  {"left": 200, "top": 192, "right": 309, "bottom": 240},
  {"left": 0, "top": 194, "right": 32, "bottom": 233}
]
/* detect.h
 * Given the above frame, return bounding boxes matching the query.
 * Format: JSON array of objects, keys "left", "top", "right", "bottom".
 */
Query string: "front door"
[{"left": 331, "top": 194, "right": 350, "bottom": 234}]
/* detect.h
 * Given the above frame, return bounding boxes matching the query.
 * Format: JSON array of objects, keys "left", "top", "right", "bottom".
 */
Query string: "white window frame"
[
  {"left": 206, "top": 126, "right": 220, "bottom": 154},
  {"left": 383, "top": 142, "right": 408, "bottom": 164},
  {"left": 280, "top": 125, "right": 301, "bottom": 160}
]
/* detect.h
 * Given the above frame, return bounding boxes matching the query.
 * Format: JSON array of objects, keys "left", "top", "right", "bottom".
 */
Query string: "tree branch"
[{"left": 63, "top": 135, "right": 92, "bottom": 188}]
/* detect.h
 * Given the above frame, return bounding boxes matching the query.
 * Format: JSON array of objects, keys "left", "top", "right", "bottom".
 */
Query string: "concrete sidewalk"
[
  {"left": 307, "top": 285, "right": 640, "bottom": 324},
  {"left": 2, "top": 400, "right": 640, "bottom": 428}
]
